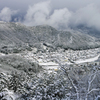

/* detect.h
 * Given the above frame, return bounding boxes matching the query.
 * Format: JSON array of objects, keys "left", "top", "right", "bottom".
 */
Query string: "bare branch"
[
  {"left": 88, "top": 88, "right": 100, "bottom": 94},
  {"left": 87, "top": 71, "right": 97, "bottom": 92},
  {"left": 55, "top": 59, "right": 80, "bottom": 100}
]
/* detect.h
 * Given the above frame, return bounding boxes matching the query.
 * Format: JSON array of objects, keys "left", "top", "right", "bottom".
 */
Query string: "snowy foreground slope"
[{"left": 0, "top": 48, "right": 100, "bottom": 100}]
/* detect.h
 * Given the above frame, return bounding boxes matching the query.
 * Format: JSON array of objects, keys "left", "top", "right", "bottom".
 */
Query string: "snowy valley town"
[
  {"left": 0, "top": 46, "right": 100, "bottom": 100},
  {"left": 0, "top": 0, "right": 100, "bottom": 100}
]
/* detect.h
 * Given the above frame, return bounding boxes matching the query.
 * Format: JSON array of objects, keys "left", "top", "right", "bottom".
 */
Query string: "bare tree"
[
  {"left": 55, "top": 58, "right": 100, "bottom": 100},
  {"left": 85, "top": 66, "right": 100, "bottom": 100}
]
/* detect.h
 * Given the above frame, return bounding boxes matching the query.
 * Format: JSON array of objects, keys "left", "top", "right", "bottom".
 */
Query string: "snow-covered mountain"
[
  {"left": 71, "top": 25, "right": 100, "bottom": 38},
  {"left": 0, "top": 21, "right": 100, "bottom": 52}
]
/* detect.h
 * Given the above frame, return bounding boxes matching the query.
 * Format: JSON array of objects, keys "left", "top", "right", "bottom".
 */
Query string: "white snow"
[
  {"left": 42, "top": 66, "right": 59, "bottom": 69},
  {"left": 39, "top": 62, "right": 59, "bottom": 69},
  {"left": 74, "top": 54, "right": 100, "bottom": 64},
  {"left": 0, "top": 53, "right": 5, "bottom": 56},
  {"left": 39, "top": 62, "right": 59, "bottom": 66}
]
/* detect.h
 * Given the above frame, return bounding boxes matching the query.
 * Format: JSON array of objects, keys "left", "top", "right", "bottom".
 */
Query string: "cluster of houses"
[{"left": 19, "top": 47, "right": 100, "bottom": 70}]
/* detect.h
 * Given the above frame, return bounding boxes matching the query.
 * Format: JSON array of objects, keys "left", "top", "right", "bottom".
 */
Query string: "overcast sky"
[{"left": 0, "top": 0, "right": 100, "bottom": 30}]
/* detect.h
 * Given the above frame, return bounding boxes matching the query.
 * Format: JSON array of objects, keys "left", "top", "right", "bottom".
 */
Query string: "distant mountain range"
[
  {"left": 0, "top": 21, "right": 100, "bottom": 53},
  {"left": 71, "top": 25, "right": 100, "bottom": 38}
]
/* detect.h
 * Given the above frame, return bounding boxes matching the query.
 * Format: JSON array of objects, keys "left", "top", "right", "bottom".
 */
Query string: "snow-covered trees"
[
  {"left": 0, "top": 51, "right": 100, "bottom": 100},
  {"left": 57, "top": 61, "right": 100, "bottom": 100}
]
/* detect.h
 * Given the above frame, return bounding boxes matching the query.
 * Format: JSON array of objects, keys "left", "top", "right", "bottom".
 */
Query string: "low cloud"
[
  {"left": 23, "top": 1, "right": 71, "bottom": 29},
  {"left": 24, "top": 1, "right": 50, "bottom": 26},
  {"left": 48, "top": 8, "right": 71, "bottom": 29},
  {"left": 0, "top": 1, "right": 100, "bottom": 31},
  {"left": 0, "top": 7, "right": 17, "bottom": 22},
  {"left": 23, "top": 1, "right": 100, "bottom": 31},
  {"left": 70, "top": 4, "right": 100, "bottom": 30}
]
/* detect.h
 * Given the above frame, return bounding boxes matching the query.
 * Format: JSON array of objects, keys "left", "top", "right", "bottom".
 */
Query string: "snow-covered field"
[{"left": 74, "top": 54, "right": 100, "bottom": 64}]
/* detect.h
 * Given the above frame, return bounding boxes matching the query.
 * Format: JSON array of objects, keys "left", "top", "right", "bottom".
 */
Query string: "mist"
[
  {"left": 0, "top": 7, "right": 17, "bottom": 22},
  {"left": 0, "top": 0, "right": 100, "bottom": 31},
  {"left": 23, "top": 1, "right": 72, "bottom": 29}
]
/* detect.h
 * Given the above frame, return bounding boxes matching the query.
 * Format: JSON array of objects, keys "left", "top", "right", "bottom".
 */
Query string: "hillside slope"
[{"left": 0, "top": 21, "right": 100, "bottom": 52}]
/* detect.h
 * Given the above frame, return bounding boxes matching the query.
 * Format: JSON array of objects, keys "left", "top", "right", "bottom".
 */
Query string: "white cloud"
[
  {"left": 1, "top": 1, "right": 100, "bottom": 31},
  {"left": 70, "top": 3, "right": 100, "bottom": 30},
  {"left": 23, "top": 1, "right": 71, "bottom": 29},
  {"left": 48, "top": 8, "right": 71, "bottom": 29},
  {"left": 0, "top": 7, "right": 17, "bottom": 22},
  {"left": 24, "top": 1, "right": 50, "bottom": 25}
]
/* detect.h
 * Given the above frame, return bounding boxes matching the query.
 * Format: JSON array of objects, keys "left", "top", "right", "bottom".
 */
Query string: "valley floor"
[
  {"left": 19, "top": 47, "right": 100, "bottom": 69},
  {"left": 0, "top": 48, "right": 100, "bottom": 100}
]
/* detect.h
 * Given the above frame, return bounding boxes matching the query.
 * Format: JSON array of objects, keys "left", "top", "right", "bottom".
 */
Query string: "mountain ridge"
[{"left": 0, "top": 22, "right": 100, "bottom": 53}]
